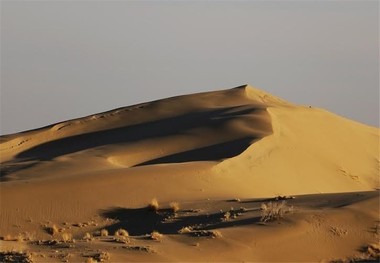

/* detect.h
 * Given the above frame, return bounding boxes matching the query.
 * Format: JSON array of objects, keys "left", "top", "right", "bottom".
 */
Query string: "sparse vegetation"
[
  {"left": 169, "top": 202, "right": 180, "bottom": 213},
  {"left": 211, "top": 230, "right": 222, "bottom": 238},
  {"left": 223, "top": 211, "right": 231, "bottom": 221},
  {"left": 83, "top": 232, "right": 93, "bottom": 241},
  {"left": 100, "top": 229, "right": 109, "bottom": 237},
  {"left": 115, "top": 228, "right": 130, "bottom": 243},
  {"left": 260, "top": 201, "right": 293, "bottom": 222},
  {"left": 148, "top": 198, "right": 159, "bottom": 212},
  {"left": 115, "top": 228, "right": 129, "bottom": 237},
  {"left": 150, "top": 231, "right": 163, "bottom": 241},
  {"left": 85, "top": 257, "right": 96, "bottom": 263},
  {"left": 61, "top": 232, "right": 73, "bottom": 243},
  {"left": 93, "top": 252, "right": 110, "bottom": 262},
  {"left": 16, "top": 233, "right": 25, "bottom": 242},
  {"left": 11, "top": 232, "right": 35, "bottom": 242},
  {"left": 178, "top": 226, "right": 193, "bottom": 234}
]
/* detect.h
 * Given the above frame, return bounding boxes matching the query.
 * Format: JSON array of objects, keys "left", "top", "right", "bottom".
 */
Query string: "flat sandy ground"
[{"left": 0, "top": 85, "right": 379, "bottom": 262}]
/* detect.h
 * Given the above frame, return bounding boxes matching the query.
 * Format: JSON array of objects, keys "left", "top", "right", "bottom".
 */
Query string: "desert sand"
[{"left": 0, "top": 85, "right": 379, "bottom": 262}]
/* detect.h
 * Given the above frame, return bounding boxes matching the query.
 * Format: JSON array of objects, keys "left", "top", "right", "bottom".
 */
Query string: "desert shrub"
[
  {"left": 91, "top": 252, "right": 110, "bottom": 262},
  {"left": 169, "top": 202, "right": 180, "bottom": 213},
  {"left": 211, "top": 230, "right": 222, "bottom": 238},
  {"left": 148, "top": 198, "right": 159, "bottom": 212},
  {"left": 16, "top": 233, "right": 25, "bottom": 242},
  {"left": 100, "top": 229, "right": 109, "bottom": 237},
  {"left": 85, "top": 257, "right": 96, "bottom": 263},
  {"left": 115, "top": 228, "right": 129, "bottom": 237},
  {"left": 61, "top": 232, "right": 73, "bottom": 243},
  {"left": 150, "top": 231, "right": 163, "bottom": 241},
  {"left": 83, "top": 232, "right": 93, "bottom": 241},
  {"left": 260, "top": 201, "right": 293, "bottom": 222},
  {"left": 223, "top": 211, "right": 231, "bottom": 221},
  {"left": 114, "top": 229, "right": 129, "bottom": 243},
  {"left": 178, "top": 226, "right": 193, "bottom": 234}
]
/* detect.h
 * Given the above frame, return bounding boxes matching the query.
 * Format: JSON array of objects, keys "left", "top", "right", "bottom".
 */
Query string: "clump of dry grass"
[
  {"left": 178, "top": 226, "right": 193, "bottom": 234},
  {"left": 83, "top": 232, "right": 93, "bottom": 241},
  {"left": 150, "top": 231, "right": 163, "bottom": 241},
  {"left": 13, "top": 232, "right": 35, "bottom": 242},
  {"left": 148, "top": 198, "right": 159, "bottom": 212},
  {"left": 211, "top": 230, "right": 222, "bottom": 238},
  {"left": 85, "top": 257, "right": 96, "bottom": 263},
  {"left": 94, "top": 252, "right": 110, "bottom": 262},
  {"left": 169, "top": 202, "right": 180, "bottom": 213},
  {"left": 115, "top": 228, "right": 130, "bottom": 243},
  {"left": 115, "top": 229, "right": 129, "bottom": 237},
  {"left": 100, "top": 229, "right": 109, "bottom": 237},
  {"left": 260, "top": 201, "right": 293, "bottom": 222},
  {"left": 61, "top": 232, "right": 73, "bottom": 243},
  {"left": 223, "top": 211, "right": 231, "bottom": 221}
]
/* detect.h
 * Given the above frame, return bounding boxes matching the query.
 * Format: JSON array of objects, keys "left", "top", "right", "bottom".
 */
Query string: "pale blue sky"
[{"left": 1, "top": 0, "right": 378, "bottom": 135}]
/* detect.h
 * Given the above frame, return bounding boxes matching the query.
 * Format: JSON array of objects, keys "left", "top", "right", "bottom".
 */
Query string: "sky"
[{"left": 0, "top": 0, "right": 378, "bottom": 135}]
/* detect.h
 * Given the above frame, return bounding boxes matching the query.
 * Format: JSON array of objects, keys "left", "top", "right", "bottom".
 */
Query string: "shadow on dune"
[
  {"left": 15, "top": 106, "right": 266, "bottom": 161},
  {"left": 100, "top": 206, "right": 260, "bottom": 236},
  {"left": 135, "top": 137, "right": 255, "bottom": 166},
  {"left": 1, "top": 105, "right": 271, "bottom": 179},
  {"left": 99, "top": 191, "right": 379, "bottom": 237}
]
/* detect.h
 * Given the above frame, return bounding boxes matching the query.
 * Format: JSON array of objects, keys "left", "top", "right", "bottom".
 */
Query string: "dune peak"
[{"left": 233, "top": 84, "right": 291, "bottom": 106}]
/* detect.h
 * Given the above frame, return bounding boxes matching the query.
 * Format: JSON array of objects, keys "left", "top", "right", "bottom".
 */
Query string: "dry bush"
[
  {"left": 223, "top": 211, "right": 231, "bottom": 221},
  {"left": 100, "top": 229, "right": 109, "bottom": 237},
  {"left": 16, "top": 233, "right": 25, "bottom": 242},
  {"left": 94, "top": 252, "right": 110, "bottom": 262},
  {"left": 150, "top": 231, "right": 163, "bottom": 241},
  {"left": 14, "top": 232, "right": 35, "bottom": 242},
  {"left": 148, "top": 198, "right": 159, "bottom": 212},
  {"left": 61, "top": 232, "right": 73, "bottom": 243},
  {"left": 260, "top": 201, "right": 293, "bottom": 222},
  {"left": 169, "top": 202, "right": 180, "bottom": 213},
  {"left": 83, "top": 232, "right": 93, "bottom": 241},
  {"left": 115, "top": 229, "right": 129, "bottom": 243},
  {"left": 211, "top": 230, "right": 222, "bottom": 238},
  {"left": 85, "top": 257, "right": 96, "bottom": 263},
  {"left": 115, "top": 229, "right": 129, "bottom": 237},
  {"left": 178, "top": 226, "right": 193, "bottom": 234}
]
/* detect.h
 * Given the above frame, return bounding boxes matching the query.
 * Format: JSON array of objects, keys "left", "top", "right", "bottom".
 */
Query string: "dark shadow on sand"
[
  {"left": 100, "top": 206, "right": 259, "bottom": 236},
  {"left": 1, "top": 106, "right": 270, "bottom": 179}
]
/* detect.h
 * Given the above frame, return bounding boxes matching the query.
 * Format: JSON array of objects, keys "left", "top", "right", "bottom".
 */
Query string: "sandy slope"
[{"left": 0, "top": 85, "right": 379, "bottom": 262}]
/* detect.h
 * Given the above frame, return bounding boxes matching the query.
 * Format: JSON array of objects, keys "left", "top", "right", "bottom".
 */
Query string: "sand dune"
[{"left": 0, "top": 85, "right": 379, "bottom": 262}]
